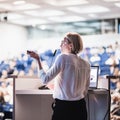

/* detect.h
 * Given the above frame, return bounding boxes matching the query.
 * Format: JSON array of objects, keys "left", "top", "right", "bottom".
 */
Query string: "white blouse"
[{"left": 39, "top": 53, "right": 90, "bottom": 101}]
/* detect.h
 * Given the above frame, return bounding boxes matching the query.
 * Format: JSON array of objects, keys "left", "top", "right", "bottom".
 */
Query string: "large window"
[
  {"left": 27, "top": 18, "right": 117, "bottom": 37},
  {"left": 102, "top": 19, "right": 116, "bottom": 34}
]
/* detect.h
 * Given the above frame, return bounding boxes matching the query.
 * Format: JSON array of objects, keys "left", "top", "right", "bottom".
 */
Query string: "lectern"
[{"left": 13, "top": 77, "right": 110, "bottom": 120}]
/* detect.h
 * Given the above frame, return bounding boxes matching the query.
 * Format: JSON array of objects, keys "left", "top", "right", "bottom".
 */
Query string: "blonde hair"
[{"left": 65, "top": 32, "right": 83, "bottom": 54}]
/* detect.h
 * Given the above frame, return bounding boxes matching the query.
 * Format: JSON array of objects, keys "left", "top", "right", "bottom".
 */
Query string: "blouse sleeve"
[{"left": 39, "top": 54, "right": 63, "bottom": 84}]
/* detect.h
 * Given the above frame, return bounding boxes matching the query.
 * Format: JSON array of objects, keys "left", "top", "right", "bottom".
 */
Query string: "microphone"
[
  {"left": 48, "top": 49, "right": 57, "bottom": 68},
  {"left": 53, "top": 49, "right": 57, "bottom": 56}
]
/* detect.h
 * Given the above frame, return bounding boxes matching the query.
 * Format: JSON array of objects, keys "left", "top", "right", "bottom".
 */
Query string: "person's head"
[{"left": 60, "top": 32, "right": 83, "bottom": 54}]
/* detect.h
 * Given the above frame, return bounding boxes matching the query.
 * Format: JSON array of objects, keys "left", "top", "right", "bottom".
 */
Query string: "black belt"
[{"left": 55, "top": 98, "right": 85, "bottom": 103}]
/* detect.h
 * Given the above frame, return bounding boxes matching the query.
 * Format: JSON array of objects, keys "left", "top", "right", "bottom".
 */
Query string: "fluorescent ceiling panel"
[
  {"left": 45, "top": 0, "right": 88, "bottom": 6},
  {"left": 67, "top": 5, "right": 110, "bottom": 13},
  {"left": 37, "top": 24, "right": 56, "bottom": 30},
  {"left": 115, "top": 2, "right": 120, "bottom": 7},
  {"left": 14, "top": 3, "right": 40, "bottom": 10},
  {"left": 37, "top": 25, "right": 48, "bottom": 30},
  {"left": 88, "top": 13, "right": 97, "bottom": 18},
  {"left": 24, "top": 9, "right": 65, "bottom": 17},
  {"left": 9, "top": 18, "right": 48, "bottom": 26},
  {"left": 48, "top": 16, "right": 85, "bottom": 22},
  {"left": 13, "top": 0, "right": 26, "bottom": 5},
  {"left": 7, "top": 13, "right": 24, "bottom": 20},
  {"left": 0, "top": 3, "right": 40, "bottom": 10}
]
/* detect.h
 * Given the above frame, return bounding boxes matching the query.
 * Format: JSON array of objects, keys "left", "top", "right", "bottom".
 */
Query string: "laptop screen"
[{"left": 89, "top": 66, "right": 99, "bottom": 89}]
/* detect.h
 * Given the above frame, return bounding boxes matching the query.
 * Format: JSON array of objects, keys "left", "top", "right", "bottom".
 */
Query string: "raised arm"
[{"left": 27, "top": 50, "right": 42, "bottom": 70}]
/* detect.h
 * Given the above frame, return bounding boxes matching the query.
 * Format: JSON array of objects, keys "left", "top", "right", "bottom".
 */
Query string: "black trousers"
[{"left": 52, "top": 98, "right": 87, "bottom": 120}]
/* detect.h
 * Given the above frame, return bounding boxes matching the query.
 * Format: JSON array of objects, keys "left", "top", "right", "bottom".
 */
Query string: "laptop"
[{"left": 89, "top": 66, "right": 99, "bottom": 90}]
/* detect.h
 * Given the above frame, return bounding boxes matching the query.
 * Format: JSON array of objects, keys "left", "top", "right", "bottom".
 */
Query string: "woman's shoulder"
[
  {"left": 79, "top": 57, "right": 90, "bottom": 67},
  {"left": 55, "top": 53, "right": 72, "bottom": 63},
  {"left": 57, "top": 53, "right": 69, "bottom": 58}
]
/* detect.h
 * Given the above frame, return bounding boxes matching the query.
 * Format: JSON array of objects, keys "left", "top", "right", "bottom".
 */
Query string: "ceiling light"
[
  {"left": 13, "top": 1, "right": 26, "bottom": 5},
  {"left": 7, "top": 13, "right": 24, "bottom": 20},
  {"left": 38, "top": 25, "right": 47, "bottom": 30},
  {"left": 39, "top": 10, "right": 65, "bottom": 16},
  {"left": 14, "top": 3, "right": 40, "bottom": 10},
  {"left": 48, "top": 16, "right": 86, "bottom": 22},
  {"left": 88, "top": 14, "right": 97, "bottom": 18},
  {"left": 24, "top": 9, "right": 65, "bottom": 17},
  {"left": 9, "top": 18, "right": 48, "bottom": 26},
  {"left": 45, "top": 0, "right": 88, "bottom": 6},
  {"left": 115, "top": 2, "right": 120, "bottom": 7},
  {"left": 0, "top": 3, "right": 40, "bottom": 10},
  {"left": 37, "top": 24, "right": 55, "bottom": 30},
  {"left": 24, "top": 10, "right": 41, "bottom": 16},
  {"left": 67, "top": 5, "right": 110, "bottom": 13}
]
